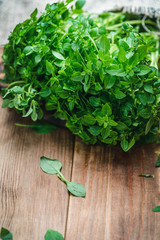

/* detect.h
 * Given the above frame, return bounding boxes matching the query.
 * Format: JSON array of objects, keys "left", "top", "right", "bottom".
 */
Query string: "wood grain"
[
  {"left": 65, "top": 137, "right": 160, "bottom": 240},
  {"left": 0, "top": 97, "right": 74, "bottom": 239}
]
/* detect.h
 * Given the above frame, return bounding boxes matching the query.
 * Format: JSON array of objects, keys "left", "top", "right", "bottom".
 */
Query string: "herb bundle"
[{"left": 1, "top": 0, "right": 160, "bottom": 151}]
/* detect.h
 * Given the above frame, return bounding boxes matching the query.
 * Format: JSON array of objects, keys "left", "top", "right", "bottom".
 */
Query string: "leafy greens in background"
[
  {"left": 40, "top": 156, "right": 86, "bottom": 197},
  {"left": 1, "top": 0, "right": 160, "bottom": 151},
  {"left": 0, "top": 228, "right": 64, "bottom": 240}
]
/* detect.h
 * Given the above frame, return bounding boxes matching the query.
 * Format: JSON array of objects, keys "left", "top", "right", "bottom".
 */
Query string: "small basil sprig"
[
  {"left": 0, "top": 228, "right": 64, "bottom": 240},
  {"left": 40, "top": 156, "right": 86, "bottom": 197},
  {"left": 15, "top": 122, "right": 57, "bottom": 134}
]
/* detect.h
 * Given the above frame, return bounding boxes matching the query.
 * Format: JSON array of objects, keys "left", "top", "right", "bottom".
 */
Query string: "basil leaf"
[
  {"left": 145, "top": 118, "right": 154, "bottom": 135},
  {"left": 44, "top": 229, "right": 64, "bottom": 240},
  {"left": 152, "top": 206, "right": 160, "bottom": 212},
  {"left": 75, "top": 0, "right": 86, "bottom": 9},
  {"left": 0, "top": 228, "right": 13, "bottom": 240},
  {"left": 99, "top": 35, "right": 110, "bottom": 53},
  {"left": 40, "top": 156, "right": 62, "bottom": 175},
  {"left": 52, "top": 51, "right": 65, "bottom": 60},
  {"left": 139, "top": 174, "right": 154, "bottom": 178},
  {"left": 67, "top": 182, "right": 86, "bottom": 197}
]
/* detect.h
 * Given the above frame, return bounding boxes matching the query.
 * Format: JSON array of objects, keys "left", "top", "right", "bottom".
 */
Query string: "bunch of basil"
[{"left": 1, "top": 0, "right": 160, "bottom": 151}]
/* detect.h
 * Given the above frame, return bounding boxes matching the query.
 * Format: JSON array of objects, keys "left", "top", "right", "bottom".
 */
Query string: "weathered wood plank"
[
  {"left": 0, "top": 97, "right": 74, "bottom": 239},
  {"left": 65, "top": 137, "right": 160, "bottom": 240}
]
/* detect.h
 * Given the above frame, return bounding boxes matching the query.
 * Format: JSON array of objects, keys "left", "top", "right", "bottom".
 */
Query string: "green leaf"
[
  {"left": 118, "top": 46, "right": 127, "bottom": 63},
  {"left": 82, "top": 115, "right": 96, "bottom": 126},
  {"left": 101, "top": 126, "right": 110, "bottom": 139},
  {"left": 137, "top": 65, "right": 151, "bottom": 76},
  {"left": 144, "top": 84, "right": 153, "bottom": 94},
  {"left": 139, "top": 109, "right": 151, "bottom": 119},
  {"left": 15, "top": 122, "right": 57, "bottom": 134},
  {"left": 127, "top": 138, "right": 135, "bottom": 151},
  {"left": 52, "top": 51, "right": 65, "bottom": 60},
  {"left": 89, "top": 125, "right": 101, "bottom": 136},
  {"left": 89, "top": 97, "right": 101, "bottom": 107},
  {"left": 145, "top": 118, "right": 154, "bottom": 135},
  {"left": 106, "top": 65, "right": 126, "bottom": 77},
  {"left": 115, "top": 89, "right": 126, "bottom": 99},
  {"left": 35, "top": 55, "right": 42, "bottom": 64},
  {"left": 11, "top": 86, "right": 23, "bottom": 94},
  {"left": 155, "top": 154, "right": 160, "bottom": 168},
  {"left": 67, "top": 182, "right": 86, "bottom": 197},
  {"left": 129, "top": 53, "right": 139, "bottom": 66},
  {"left": 120, "top": 138, "right": 128, "bottom": 151},
  {"left": 152, "top": 206, "right": 160, "bottom": 212},
  {"left": 139, "top": 174, "right": 154, "bottom": 178},
  {"left": 23, "top": 46, "right": 33, "bottom": 56},
  {"left": 99, "top": 35, "right": 110, "bottom": 53},
  {"left": 39, "top": 88, "right": 52, "bottom": 98},
  {"left": 44, "top": 229, "right": 64, "bottom": 240},
  {"left": 119, "top": 39, "right": 129, "bottom": 51},
  {"left": 102, "top": 103, "right": 112, "bottom": 116},
  {"left": 75, "top": 0, "right": 86, "bottom": 9},
  {"left": 0, "top": 228, "right": 13, "bottom": 240},
  {"left": 2, "top": 99, "right": 11, "bottom": 108},
  {"left": 40, "top": 156, "right": 62, "bottom": 175},
  {"left": 104, "top": 76, "right": 116, "bottom": 89},
  {"left": 30, "top": 8, "right": 38, "bottom": 19},
  {"left": 95, "top": 82, "right": 102, "bottom": 91},
  {"left": 137, "top": 45, "right": 147, "bottom": 61},
  {"left": 23, "top": 107, "right": 33, "bottom": 117},
  {"left": 46, "top": 61, "right": 55, "bottom": 75},
  {"left": 31, "top": 110, "right": 38, "bottom": 121},
  {"left": 71, "top": 75, "right": 84, "bottom": 82}
]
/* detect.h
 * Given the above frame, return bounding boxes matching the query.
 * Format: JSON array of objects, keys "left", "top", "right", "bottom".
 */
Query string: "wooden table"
[{"left": 0, "top": 49, "right": 160, "bottom": 240}]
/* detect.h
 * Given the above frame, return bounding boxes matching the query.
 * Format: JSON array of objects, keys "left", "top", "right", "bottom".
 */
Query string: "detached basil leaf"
[
  {"left": 44, "top": 229, "right": 64, "bottom": 240},
  {"left": 0, "top": 228, "right": 13, "bottom": 240},
  {"left": 152, "top": 206, "right": 160, "bottom": 212},
  {"left": 67, "top": 182, "right": 86, "bottom": 197},
  {"left": 139, "top": 174, "right": 155, "bottom": 178},
  {"left": 40, "top": 156, "right": 62, "bottom": 174},
  {"left": 40, "top": 156, "right": 86, "bottom": 198},
  {"left": 15, "top": 122, "right": 57, "bottom": 134}
]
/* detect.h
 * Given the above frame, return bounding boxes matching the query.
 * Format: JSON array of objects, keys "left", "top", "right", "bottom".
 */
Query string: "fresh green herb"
[
  {"left": 139, "top": 174, "right": 155, "bottom": 178},
  {"left": 0, "top": 228, "right": 13, "bottom": 240},
  {"left": 40, "top": 156, "right": 86, "bottom": 197},
  {"left": 1, "top": 0, "right": 160, "bottom": 151},
  {"left": 155, "top": 154, "right": 160, "bottom": 168},
  {"left": 15, "top": 122, "right": 57, "bottom": 134},
  {"left": 152, "top": 206, "right": 160, "bottom": 212},
  {"left": 0, "top": 228, "right": 64, "bottom": 240},
  {"left": 44, "top": 229, "right": 64, "bottom": 240}
]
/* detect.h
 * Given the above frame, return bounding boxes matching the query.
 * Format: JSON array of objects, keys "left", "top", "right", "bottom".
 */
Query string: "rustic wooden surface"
[{"left": 1, "top": 48, "right": 160, "bottom": 240}]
